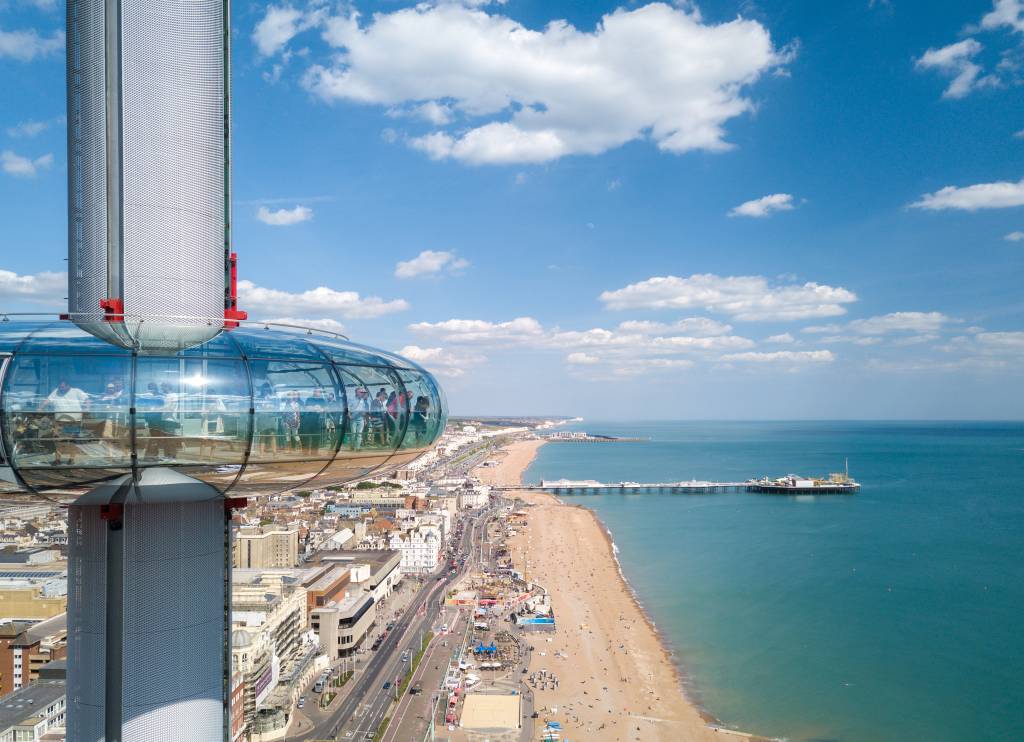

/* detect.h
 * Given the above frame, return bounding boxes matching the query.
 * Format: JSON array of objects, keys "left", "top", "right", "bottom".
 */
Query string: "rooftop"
[{"left": 0, "top": 680, "right": 65, "bottom": 731}]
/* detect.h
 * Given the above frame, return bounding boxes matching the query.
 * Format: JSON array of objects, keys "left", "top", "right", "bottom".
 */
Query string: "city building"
[
  {"left": 389, "top": 525, "right": 442, "bottom": 575},
  {"left": 0, "top": 679, "right": 66, "bottom": 741},
  {"left": 233, "top": 526, "right": 300, "bottom": 569},
  {"left": 0, "top": 614, "right": 67, "bottom": 697}
]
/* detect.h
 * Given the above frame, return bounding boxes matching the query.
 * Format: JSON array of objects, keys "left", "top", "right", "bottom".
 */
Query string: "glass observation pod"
[{"left": 0, "top": 317, "right": 447, "bottom": 501}]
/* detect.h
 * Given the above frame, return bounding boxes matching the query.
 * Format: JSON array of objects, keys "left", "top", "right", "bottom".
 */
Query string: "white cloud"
[
  {"left": 252, "top": 5, "right": 315, "bottom": 57},
  {"left": 765, "top": 333, "right": 795, "bottom": 344},
  {"left": 846, "top": 311, "right": 954, "bottom": 334},
  {"left": 398, "top": 345, "right": 486, "bottom": 378},
  {"left": 721, "top": 350, "right": 835, "bottom": 363},
  {"left": 566, "top": 352, "right": 600, "bottom": 365},
  {"left": 914, "top": 39, "right": 993, "bottom": 99},
  {"left": 1004, "top": 230, "right": 1024, "bottom": 241},
  {"left": 256, "top": 205, "right": 313, "bottom": 226},
  {"left": 6, "top": 116, "right": 62, "bottom": 138},
  {"left": 408, "top": 317, "right": 544, "bottom": 343},
  {"left": 2, "top": 150, "right": 53, "bottom": 178},
  {"left": 0, "top": 27, "right": 64, "bottom": 61},
  {"left": 607, "top": 179, "right": 622, "bottom": 192},
  {"left": 394, "top": 250, "right": 470, "bottom": 279},
  {"left": 617, "top": 317, "right": 733, "bottom": 336},
  {"left": 651, "top": 334, "right": 755, "bottom": 350},
  {"left": 514, "top": 172, "right": 528, "bottom": 185},
  {"left": 909, "top": 177, "right": 1024, "bottom": 211},
  {"left": 728, "top": 192, "right": 795, "bottom": 217},
  {"left": 820, "top": 335, "right": 882, "bottom": 346},
  {"left": 1015, "top": 129, "right": 1024, "bottom": 139},
  {"left": 600, "top": 273, "right": 857, "bottom": 321},
  {"left": 0, "top": 268, "right": 65, "bottom": 305},
  {"left": 258, "top": 317, "right": 347, "bottom": 334},
  {"left": 389, "top": 101, "right": 455, "bottom": 125},
  {"left": 981, "top": 0, "right": 1024, "bottom": 33},
  {"left": 606, "top": 358, "right": 695, "bottom": 376},
  {"left": 295, "top": 2, "right": 789, "bottom": 164},
  {"left": 976, "top": 331, "right": 1024, "bottom": 351},
  {"left": 238, "top": 280, "right": 409, "bottom": 319},
  {"left": 803, "top": 312, "right": 955, "bottom": 340}
]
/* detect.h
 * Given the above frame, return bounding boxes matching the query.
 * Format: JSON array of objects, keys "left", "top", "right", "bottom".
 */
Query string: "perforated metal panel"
[
  {"left": 122, "top": 500, "right": 225, "bottom": 738},
  {"left": 120, "top": 0, "right": 225, "bottom": 328},
  {"left": 66, "top": 504, "right": 108, "bottom": 742},
  {"left": 66, "top": 0, "right": 108, "bottom": 322},
  {"left": 67, "top": 0, "right": 227, "bottom": 348}
]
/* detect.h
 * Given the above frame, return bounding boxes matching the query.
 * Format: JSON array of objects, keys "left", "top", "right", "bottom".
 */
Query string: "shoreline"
[{"left": 474, "top": 437, "right": 770, "bottom": 741}]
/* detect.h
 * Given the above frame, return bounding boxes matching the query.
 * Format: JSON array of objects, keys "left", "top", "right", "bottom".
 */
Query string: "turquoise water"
[{"left": 523, "top": 422, "right": 1024, "bottom": 742}]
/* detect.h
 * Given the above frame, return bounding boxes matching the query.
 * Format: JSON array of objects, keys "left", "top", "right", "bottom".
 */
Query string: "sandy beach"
[{"left": 476, "top": 438, "right": 765, "bottom": 742}]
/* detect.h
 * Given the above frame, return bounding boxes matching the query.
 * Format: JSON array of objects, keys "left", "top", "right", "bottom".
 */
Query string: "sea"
[{"left": 522, "top": 421, "right": 1024, "bottom": 742}]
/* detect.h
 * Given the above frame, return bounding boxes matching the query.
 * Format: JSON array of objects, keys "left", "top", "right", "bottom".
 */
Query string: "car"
[
  {"left": 297, "top": 697, "right": 305, "bottom": 709},
  {"left": 383, "top": 681, "right": 392, "bottom": 690}
]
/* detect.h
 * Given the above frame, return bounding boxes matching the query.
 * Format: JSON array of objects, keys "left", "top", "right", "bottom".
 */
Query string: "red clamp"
[
  {"left": 224, "top": 497, "right": 248, "bottom": 513},
  {"left": 99, "top": 298, "right": 124, "bottom": 323},
  {"left": 100, "top": 503, "right": 124, "bottom": 521},
  {"left": 223, "top": 252, "right": 248, "bottom": 329}
]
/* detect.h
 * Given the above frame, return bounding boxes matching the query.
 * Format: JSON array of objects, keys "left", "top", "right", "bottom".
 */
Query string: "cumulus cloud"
[
  {"left": 252, "top": 5, "right": 325, "bottom": 57},
  {"left": 721, "top": 350, "right": 835, "bottom": 363},
  {"left": 6, "top": 116, "right": 63, "bottom": 138},
  {"left": 2, "top": 150, "right": 53, "bottom": 178},
  {"left": 0, "top": 268, "right": 65, "bottom": 305},
  {"left": 398, "top": 345, "right": 486, "bottom": 378},
  {"left": 600, "top": 273, "right": 857, "bottom": 321},
  {"left": 566, "top": 352, "right": 600, "bottom": 365},
  {"left": 286, "top": 2, "right": 790, "bottom": 164},
  {"left": 606, "top": 358, "right": 695, "bottom": 376},
  {"left": 981, "top": 0, "right": 1024, "bottom": 33},
  {"left": 256, "top": 205, "right": 313, "bottom": 226},
  {"left": 728, "top": 193, "right": 795, "bottom": 217},
  {"left": 0, "top": 27, "right": 64, "bottom": 61},
  {"left": 395, "top": 250, "right": 470, "bottom": 279},
  {"left": 915, "top": 39, "right": 993, "bottom": 99},
  {"left": 617, "top": 317, "right": 733, "bottom": 336},
  {"left": 1004, "top": 230, "right": 1024, "bottom": 241},
  {"left": 408, "top": 317, "right": 544, "bottom": 343},
  {"left": 765, "top": 333, "right": 795, "bottom": 344},
  {"left": 238, "top": 280, "right": 409, "bottom": 319},
  {"left": 803, "top": 311, "right": 955, "bottom": 337},
  {"left": 909, "top": 177, "right": 1024, "bottom": 211}
]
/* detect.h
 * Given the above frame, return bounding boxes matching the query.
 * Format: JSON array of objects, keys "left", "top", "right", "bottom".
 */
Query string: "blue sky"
[{"left": 1, "top": 0, "right": 1023, "bottom": 419}]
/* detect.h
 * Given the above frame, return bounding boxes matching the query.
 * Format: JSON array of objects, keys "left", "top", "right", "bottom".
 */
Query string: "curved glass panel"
[
  {"left": 0, "top": 321, "right": 51, "bottom": 354},
  {"left": 247, "top": 360, "right": 342, "bottom": 461},
  {"left": 0, "top": 321, "right": 447, "bottom": 497},
  {"left": 18, "top": 323, "right": 134, "bottom": 355},
  {"left": 230, "top": 328, "right": 325, "bottom": 361},
  {"left": 394, "top": 369, "right": 446, "bottom": 450},
  {"left": 1, "top": 353, "right": 132, "bottom": 489},
  {"left": 135, "top": 356, "right": 249, "bottom": 466}
]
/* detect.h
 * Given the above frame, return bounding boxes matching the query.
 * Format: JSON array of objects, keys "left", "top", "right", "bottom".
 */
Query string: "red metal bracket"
[
  {"left": 100, "top": 503, "right": 124, "bottom": 521},
  {"left": 224, "top": 252, "right": 247, "bottom": 328},
  {"left": 99, "top": 298, "right": 124, "bottom": 323},
  {"left": 224, "top": 497, "right": 248, "bottom": 512}
]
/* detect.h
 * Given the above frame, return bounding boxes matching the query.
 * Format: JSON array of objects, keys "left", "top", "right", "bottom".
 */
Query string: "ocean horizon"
[{"left": 523, "top": 420, "right": 1024, "bottom": 742}]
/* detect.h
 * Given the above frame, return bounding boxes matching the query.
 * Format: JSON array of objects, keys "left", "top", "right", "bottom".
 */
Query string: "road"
[{"left": 297, "top": 505, "right": 487, "bottom": 741}]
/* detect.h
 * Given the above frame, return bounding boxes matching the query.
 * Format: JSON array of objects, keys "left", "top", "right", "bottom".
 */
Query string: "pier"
[
  {"left": 541, "top": 432, "right": 649, "bottom": 443},
  {"left": 495, "top": 477, "right": 860, "bottom": 495}
]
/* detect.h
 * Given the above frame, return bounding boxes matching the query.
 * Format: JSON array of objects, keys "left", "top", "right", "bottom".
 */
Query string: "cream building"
[{"left": 233, "top": 526, "right": 300, "bottom": 569}]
